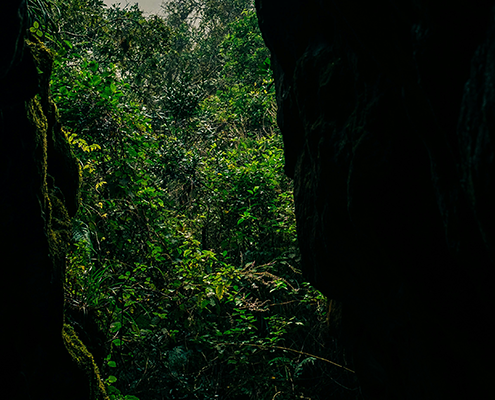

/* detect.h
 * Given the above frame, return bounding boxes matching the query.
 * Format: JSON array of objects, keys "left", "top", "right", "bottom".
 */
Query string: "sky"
[{"left": 102, "top": 0, "right": 164, "bottom": 15}]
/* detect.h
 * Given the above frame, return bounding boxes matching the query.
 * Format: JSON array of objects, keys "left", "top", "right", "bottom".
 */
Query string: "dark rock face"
[
  {"left": 1, "top": 2, "right": 105, "bottom": 399},
  {"left": 255, "top": 1, "right": 495, "bottom": 398}
]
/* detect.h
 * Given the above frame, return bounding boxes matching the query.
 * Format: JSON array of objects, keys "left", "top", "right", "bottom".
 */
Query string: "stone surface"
[
  {"left": 255, "top": 1, "right": 495, "bottom": 398},
  {"left": 0, "top": 2, "right": 105, "bottom": 399}
]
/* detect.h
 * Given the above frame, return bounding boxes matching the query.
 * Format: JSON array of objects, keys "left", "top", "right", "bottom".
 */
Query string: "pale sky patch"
[{"left": 102, "top": 0, "right": 164, "bottom": 15}]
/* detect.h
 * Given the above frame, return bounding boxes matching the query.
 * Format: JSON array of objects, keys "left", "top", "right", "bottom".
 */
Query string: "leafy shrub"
[{"left": 30, "top": 0, "right": 362, "bottom": 398}]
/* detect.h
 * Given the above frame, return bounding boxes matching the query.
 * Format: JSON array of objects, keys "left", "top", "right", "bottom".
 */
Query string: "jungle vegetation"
[{"left": 27, "top": 0, "right": 360, "bottom": 398}]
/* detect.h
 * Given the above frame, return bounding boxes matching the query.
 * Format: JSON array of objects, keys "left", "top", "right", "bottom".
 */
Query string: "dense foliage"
[{"left": 28, "top": 0, "right": 361, "bottom": 399}]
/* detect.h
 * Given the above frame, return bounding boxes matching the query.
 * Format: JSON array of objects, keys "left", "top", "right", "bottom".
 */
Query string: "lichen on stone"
[{"left": 63, "top": 323, "right": 110, "bottom": 400}]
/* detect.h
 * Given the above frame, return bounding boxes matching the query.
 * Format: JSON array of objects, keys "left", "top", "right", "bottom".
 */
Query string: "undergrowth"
[{"left": 27, "top": 0, "right": 362, "bottom": 398}]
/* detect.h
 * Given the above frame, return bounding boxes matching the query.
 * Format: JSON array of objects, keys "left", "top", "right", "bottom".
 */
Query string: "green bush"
[{"left": 29, "top": 0, "right": 362, "bottom": 398}]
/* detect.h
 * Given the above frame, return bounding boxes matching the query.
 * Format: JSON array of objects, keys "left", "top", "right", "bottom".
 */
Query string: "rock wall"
[
  {"left": 0, "top": 2, "right": 106, "bottom": 399},
  {"left": 255, "top": 1, "right": 495, "bottom": 398}
]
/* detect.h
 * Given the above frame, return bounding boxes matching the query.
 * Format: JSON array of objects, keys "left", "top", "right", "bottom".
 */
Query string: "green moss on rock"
[
  {"left": 63, "top": 324, "right": 109, "bottom": 400},
  {"left": 20, "top": 34, "right": 104, "bottom": 399},
  {"left": 26, "top": 36, "right": 81, "bottom": 216}
]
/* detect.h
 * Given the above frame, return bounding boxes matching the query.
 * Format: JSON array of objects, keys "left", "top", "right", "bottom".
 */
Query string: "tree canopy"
[{"left": 26, "top": 1, "right": 360, "bottom": 398}]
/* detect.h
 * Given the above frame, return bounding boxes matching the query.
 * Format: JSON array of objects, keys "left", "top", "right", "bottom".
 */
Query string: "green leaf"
[
  {"left": 108, "top": 360, "right": 117, "bottom": 368},
  {"left": 215, "top": 284, "right": 225, "bottom": 300},
  {"left": 107, "top": 375, "right": 117, "bottom": 384},
  {"left": 57, "top": 47, "right": 67, "bottom": 58},
  {"left": 110, "top": 321, "right": 122, "bottom": 332},
  {"left": 106, "top": 385, "right": 120, "bottom": 395},
  {"left": 89, "top": 61, "right": 99, "bottom": 73},
  {"left": 91, "top": 76, "right": 102, "bottom": 86}
]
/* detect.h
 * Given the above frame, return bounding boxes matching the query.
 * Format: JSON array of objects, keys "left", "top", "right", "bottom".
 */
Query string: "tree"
[{"left": 22, "top": 1, "right": 359, "bottom": 398}]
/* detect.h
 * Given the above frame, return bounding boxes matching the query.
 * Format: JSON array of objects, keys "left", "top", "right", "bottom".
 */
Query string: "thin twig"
[{"left": 220, "top": 342, "right": 355, "bottom": 373}]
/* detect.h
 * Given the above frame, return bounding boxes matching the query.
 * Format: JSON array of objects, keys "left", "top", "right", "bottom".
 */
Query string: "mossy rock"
[
  {"left": 63, "top": 324, "right": 109, "bottom": 400},
  {"left": 22, "top": 35, "right": 105, "bottom": 400}
]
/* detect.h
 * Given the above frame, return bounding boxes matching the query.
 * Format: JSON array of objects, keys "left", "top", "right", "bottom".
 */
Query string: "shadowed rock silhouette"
[{"left": 255, "top": 1, "right": 495, "bottom": 398}]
